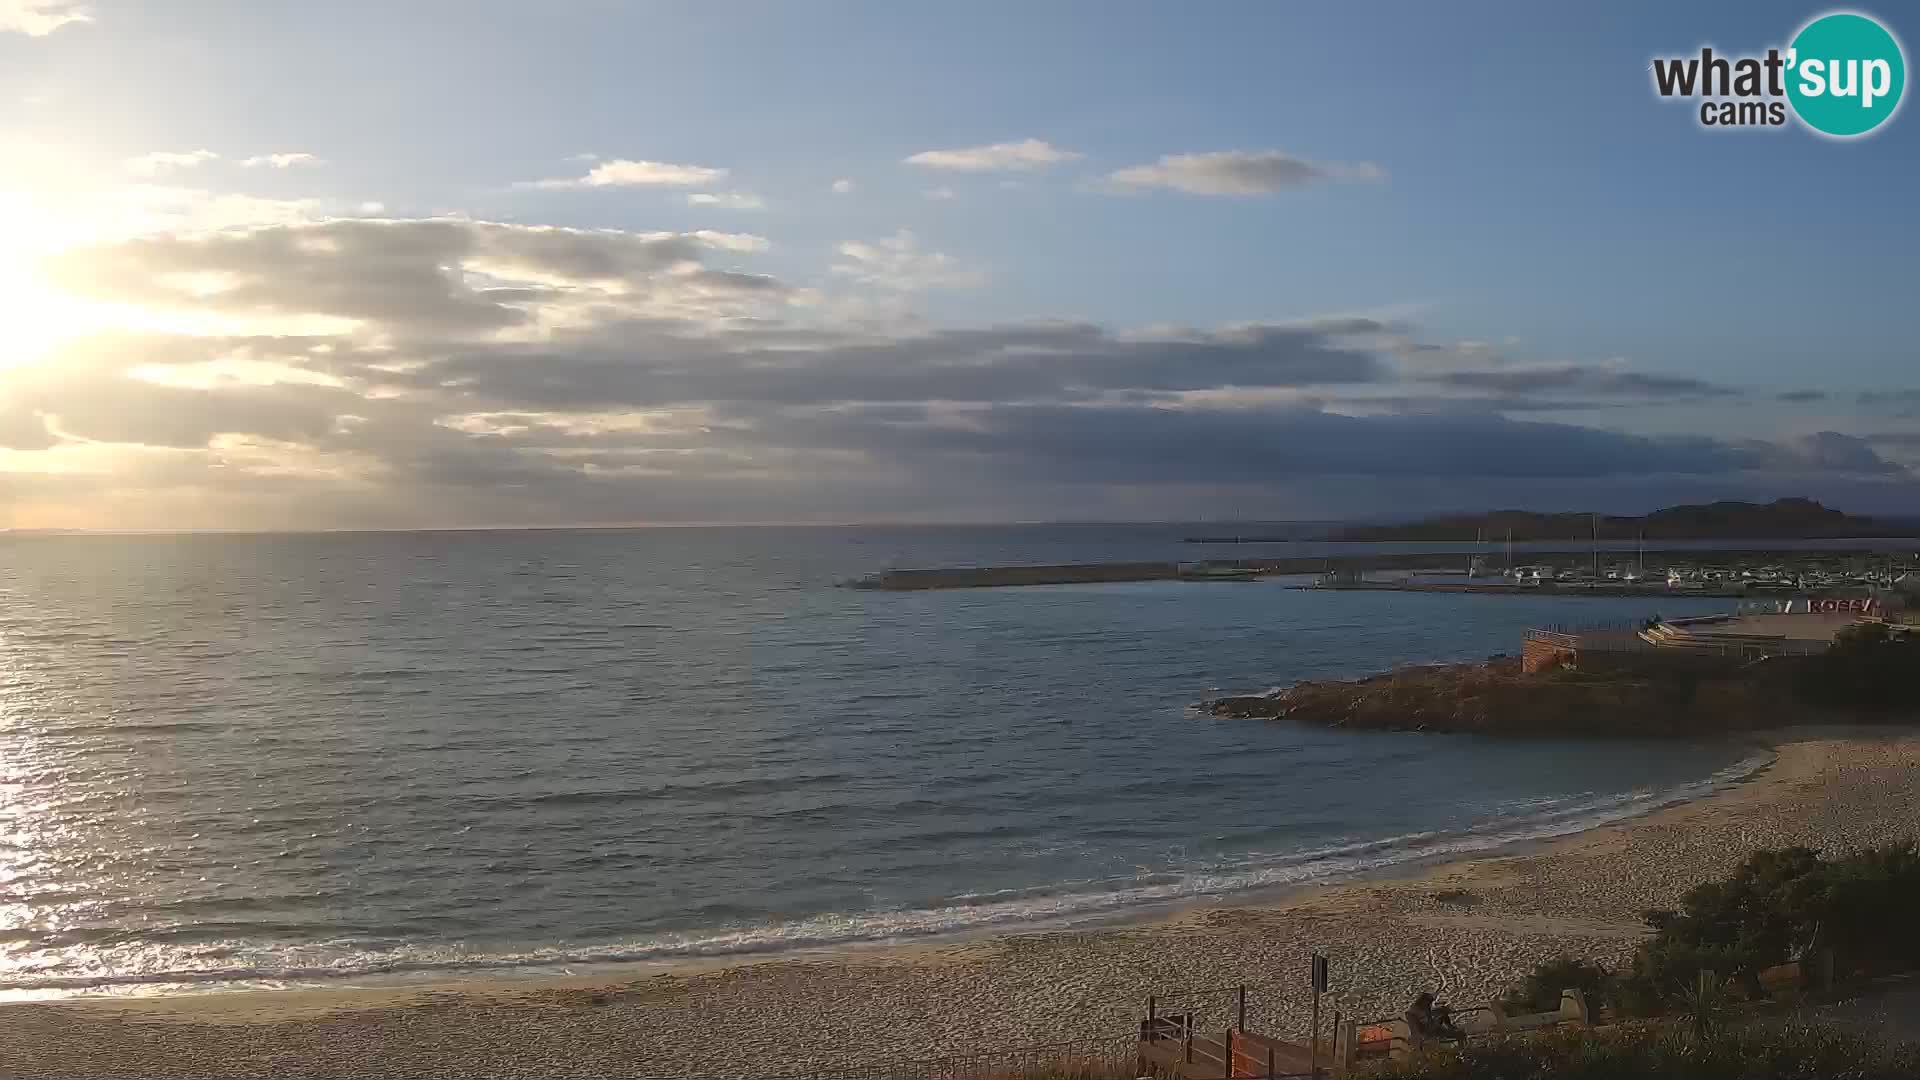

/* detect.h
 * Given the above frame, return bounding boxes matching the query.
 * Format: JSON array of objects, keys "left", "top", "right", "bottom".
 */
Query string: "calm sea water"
[{"left": 0, "top": 526, "right": 1760, "bottom": 997}]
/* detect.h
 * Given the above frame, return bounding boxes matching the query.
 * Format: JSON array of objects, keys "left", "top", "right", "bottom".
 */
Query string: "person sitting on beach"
[{"left": 1404, "top": 993, "right": 1460, "bottom": 1042}]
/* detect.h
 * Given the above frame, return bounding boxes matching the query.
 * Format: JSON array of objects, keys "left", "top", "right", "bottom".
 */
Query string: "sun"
[
  {"left": 0, "top": 193, "right": 95, "bottom": 370},
  {"left": 0, "top": 262, "right": 92, "bottom": 370}
]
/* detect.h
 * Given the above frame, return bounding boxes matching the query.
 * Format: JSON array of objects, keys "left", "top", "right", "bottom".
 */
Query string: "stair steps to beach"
[
  {"left": 1136, "top": 985, "right": 1596, "bottom": 1078},
  {"left": 1136, "top": 1027, "right": 1316, "bottom": 1079}
]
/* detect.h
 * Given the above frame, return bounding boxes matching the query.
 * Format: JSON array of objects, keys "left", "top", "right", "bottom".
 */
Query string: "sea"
[{"left": 0, "top": 524, "right": 1801, "bottom": 998}]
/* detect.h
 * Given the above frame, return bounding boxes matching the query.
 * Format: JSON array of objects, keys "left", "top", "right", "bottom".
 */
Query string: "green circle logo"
[{"left": 1787, "top": 12, "right": 1906, "bottom": 137}]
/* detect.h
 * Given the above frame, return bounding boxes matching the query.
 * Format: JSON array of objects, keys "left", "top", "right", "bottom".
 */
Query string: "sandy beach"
[{"left": 2, "top": 728, "right": 1915, "bottom": 1079}]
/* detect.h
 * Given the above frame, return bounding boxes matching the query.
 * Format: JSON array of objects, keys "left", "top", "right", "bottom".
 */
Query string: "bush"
[
  {"left": 1500, "top": 956, "right": 1613, "bottom": 1014},
  {"left": 1793, "top": 621, "right": 1920, "bottom": 709},
  {"left": 1636, "top": 847, "right": 1826, "bottom": 998},
  {"left": 1635, "top": 842, "right": 1920, "bottom": 1002},
  {"left": 1516, "top": 843, "right": 1920, "bottom": 1019},
  {"left": 1372, "top": 1019, "right": 1920, "bottom": 1080}
]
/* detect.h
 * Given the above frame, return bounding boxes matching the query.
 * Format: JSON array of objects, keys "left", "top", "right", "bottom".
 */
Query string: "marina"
[{"left": 846, "top": 546, "right": 1919, "bottom": 599}]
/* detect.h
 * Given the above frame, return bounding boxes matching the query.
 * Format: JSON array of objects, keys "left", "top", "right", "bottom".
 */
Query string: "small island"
[{"left": 1332, "top": 497, "right": 1918, "bottom": 543}]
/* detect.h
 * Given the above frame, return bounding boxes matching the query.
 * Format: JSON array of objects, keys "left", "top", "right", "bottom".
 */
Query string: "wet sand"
[{"left": 1, "top": 729, "right": 1915, "bottom": 1079}]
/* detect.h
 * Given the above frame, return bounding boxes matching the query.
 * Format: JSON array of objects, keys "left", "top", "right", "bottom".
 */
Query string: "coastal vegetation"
[
  {"left": 1372, "top": 1020, "right": 1920, "bottom": 1080},
  {"left": 1631, "top": 842, "right": 1918, "bottom": 1006},
  {"left": 1334, "top": 496, "right": 1916, "bottom": 543},
  {"left": 1380, "top": 844, "right": 1920, "bottom": 1078},
  {"left": 1795, "top": 621, "right": 1920, "bottom": 710},
  {"left": 1496, "top": 842, "right": 1920, "bottom": 1017},
  {"left": 1001, "top": 843, "right": 1920, "bottom": 1080}
]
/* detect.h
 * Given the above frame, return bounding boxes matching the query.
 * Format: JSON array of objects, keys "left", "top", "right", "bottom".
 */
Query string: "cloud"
[
  {"left": 1863, "top": 432, "right": 1920, "bottom": 465},
  {"left": 1425, "top": 364, "right": 1735, "bottom": 399},
  {"left": 830, "top": 229, "right": 981, "bottom": 292},
  {"left": 830, "top": 178, "right": 854, "bottom": 194},
  {"left": 1777, "top": 389, "right": 1827, "bottom": 403},
  {"left": 1, "top": 0, "right": 89, "bottom": 36},
  {"left": 1106, "top": 149, "right": 1384, "bottom": 195},
  {"left": 100, "top": 183, "right": 329, "bottom": 233},
  {"left": 519, "top": 158, "right": 727, "bottom": 190},
  {"left": 6, "top": 317, "right": 1909, "bottom": 528},
  {"left": 922, "top": 187, "right": 957, "bottom": 201},
  {"left": 46, "top": 218, "right": 784, "bottom": 338},
  {"left": 738, "top": 403, "right": 1807, "bottom": 484},
  {"left": 1860, "top": 389, "right": 1920, "bottom": 417},
  {"left": 686, "top": 191, "right": 765, "bottom": 210},
  {"left": 904, "top": 138, "right": 1080, "bottom": 172},
  {"left": 0, "top": 407, "right": 58, "bottom": 449},
  {"left": 402, "top": 320, "right": 1393, "bottom": 416},
  {"left": 8, "top": 208, "right": 1914, "bottom": 530},
  {"left": 241, "top": 152, "right": 323, "bottom": 169},
  {"left": 1743, "top": 431, "right": 1903, "bottom": 474},
  {"left": 689, "top": 230, "right": 770, "bottom": 253},
  {"left": 126, "top": 149, "right": 220, "bottom": 176}
]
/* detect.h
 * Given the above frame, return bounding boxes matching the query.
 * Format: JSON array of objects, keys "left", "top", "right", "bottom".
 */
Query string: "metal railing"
[
  {"left": 1525, "top": 626, "right": 1660, "bottom": 653},
  {"left": 1526, "top": 618, "right": 1834, "bottom": 659}
]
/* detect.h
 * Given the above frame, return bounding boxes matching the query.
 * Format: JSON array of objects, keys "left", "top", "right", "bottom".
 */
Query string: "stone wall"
[{"left": 1522, "top": 637, "right": 1576, "bottom": 673}]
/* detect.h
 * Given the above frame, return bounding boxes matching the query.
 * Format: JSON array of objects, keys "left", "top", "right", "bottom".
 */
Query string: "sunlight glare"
[{"left": 0, "top": 193, "right": 94, "bottom": 369}]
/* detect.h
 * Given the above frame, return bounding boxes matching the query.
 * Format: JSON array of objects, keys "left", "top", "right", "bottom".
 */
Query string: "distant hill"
[{"left": 1334, "top": 498, "right": 1920, "bottom": 542}]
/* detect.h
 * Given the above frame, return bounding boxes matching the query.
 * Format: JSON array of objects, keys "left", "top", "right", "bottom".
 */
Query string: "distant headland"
[{"left": 1332, "top": 497, "right": 1920, "bottom": 543}]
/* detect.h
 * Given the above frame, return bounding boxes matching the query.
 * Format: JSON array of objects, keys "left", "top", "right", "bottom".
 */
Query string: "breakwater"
[{"left": 848, "top": 551, "right": 1548, "bottom": 590}]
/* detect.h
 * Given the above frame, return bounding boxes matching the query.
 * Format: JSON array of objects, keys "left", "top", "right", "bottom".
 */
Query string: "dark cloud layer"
[
  {"left": 1433, "top": 365, "right": 1734, "bottom": 399},
  {"left": 729, "top": 402, "right": 1897, "bottom": 484},
  {"left": 6, "top": 216, "right": 1912, "bottom": 528},
  {"left": 1860, "top": 390, "right": 1920, "bottom": 417},
  {"left": 405, "top": 321, "right": 1391, "bottom": 411}
]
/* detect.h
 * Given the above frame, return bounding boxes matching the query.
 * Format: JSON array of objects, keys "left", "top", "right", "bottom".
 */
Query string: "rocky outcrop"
[{"left": 1201, "top": 656, "right": 1803, "bottom": 736}]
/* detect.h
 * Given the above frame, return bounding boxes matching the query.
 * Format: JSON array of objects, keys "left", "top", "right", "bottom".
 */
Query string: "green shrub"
[
  {"left": 1811, "top": 839, "right": 1920, "bottom": 975},
  {"left": 1372, "top": 1019, "right": 1920, "bottom": 1080},
  {"left": 1500, "top": 956, "right": 1613, "bottom": 1014},
  {"left": 1635, "top": 842, "right": 1920, "bottom": 998},
  {"left": 1636, "top": 846, "right": 1825, "bottom": 999},
  {"left": 1676, "top": 969, "right": 1734, "bottom": 1039},
  {"left": 1510, "top": 843, "right": 1920, "bottom": 1021},
  {"left": 1793, "top": 621, "right": 1920, "bottom": 709}
]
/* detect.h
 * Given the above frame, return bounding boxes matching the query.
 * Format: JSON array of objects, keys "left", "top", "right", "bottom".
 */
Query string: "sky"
[{"left": 0, "top": 0, "right": 1916, "bottom": 529}]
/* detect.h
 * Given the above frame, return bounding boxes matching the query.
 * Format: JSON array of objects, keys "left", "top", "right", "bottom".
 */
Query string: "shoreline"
[
  {"left": 0, "top": 736, "right": 1778, "bottom": 1004},
  {"left": 3, "top": 726, "right": 1914, "bottom": 1078}
]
